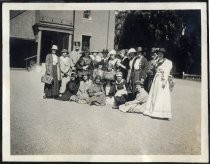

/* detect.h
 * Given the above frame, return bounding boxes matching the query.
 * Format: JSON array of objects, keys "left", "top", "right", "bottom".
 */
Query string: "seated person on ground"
[
  {"left": 56, "top": 72, "right": 79, "bottom": 101},
  {"left": 112, "top": 72, "right": 128, "bottom": 109},
  {"left": 70, "top": 73, "right": 92, "bottom": 104},
  {"left": 87, "top": 75, "right": 106, "bottom": 106},
  {"left": 119, "top": 79, "right": 148, "bottom": 113}
]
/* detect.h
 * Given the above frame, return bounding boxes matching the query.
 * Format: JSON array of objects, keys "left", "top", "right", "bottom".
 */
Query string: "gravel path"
[{"left": 10, "top": 70, "right": 201, "bottom": 155}]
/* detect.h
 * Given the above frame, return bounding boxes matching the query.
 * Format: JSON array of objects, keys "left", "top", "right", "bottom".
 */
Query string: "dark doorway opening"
[
  {"left": 10, "top": 38, "right": 37, "bottom": 68},
  {"left": 40, "top": 31, "right": 69, "bottom": 63}
]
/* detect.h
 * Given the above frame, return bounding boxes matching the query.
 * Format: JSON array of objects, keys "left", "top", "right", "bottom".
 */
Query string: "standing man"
[{"left": 69, "top": 42, "right": 81, "bottom": 69}]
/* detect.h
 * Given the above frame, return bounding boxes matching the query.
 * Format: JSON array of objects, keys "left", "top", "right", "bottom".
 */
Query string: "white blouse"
[{"left": 52, "top": 54, "right": 58, "bottom": 65}]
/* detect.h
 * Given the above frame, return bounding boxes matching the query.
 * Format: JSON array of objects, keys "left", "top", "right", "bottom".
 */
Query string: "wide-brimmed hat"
[
  {"left": 157, "top": 48, "right": 166, "bottom": 53},
  {"left": 119, "top": 49, "right": 127, "bottom": 55},
  {"left": 136, "top": 47, "right": 144, "bottom": 52},
  {"left": 61, "top": 49, "right": 69, "bottom": 54},
  {"left": 91, "top": 50, "right": 99, "bottom": 53},
  {"left": 127, "top": 48, "right": 136, "bottom": 54},
  {"left": 108, "top": 49, "right": 117, "bottom": 56},
  {"left": 151, "top": 47, "right": 159, "bottom": 53},
  {"left": 51, "top": 45, "right": 58, "bottom": 50},
  {"left": 116, "top": 72, "right": 123, "bottom": 77}
]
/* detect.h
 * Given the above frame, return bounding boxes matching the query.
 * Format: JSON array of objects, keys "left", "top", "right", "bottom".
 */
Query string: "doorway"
[{"left": 40, "top": 30, "right": 70, "bottom": 63}]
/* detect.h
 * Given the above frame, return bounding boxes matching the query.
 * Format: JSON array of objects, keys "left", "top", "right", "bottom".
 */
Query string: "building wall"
[
  {"left": 74, "top": 10, "right": 115, "bottom": 51},
  {"left": 39, "top": 10, "right": 74, "bottom": 26},
  {"left": 10, "top": 11, "right": 36, "bottom": 40}
]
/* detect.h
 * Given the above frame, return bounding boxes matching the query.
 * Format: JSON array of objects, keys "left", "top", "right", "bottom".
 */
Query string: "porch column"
[
  {"left": 37, "top": 30, "right": 42, "bottom": 65},
  {"left": 68, "top": 34, "right": 72, "bottom": 52}
]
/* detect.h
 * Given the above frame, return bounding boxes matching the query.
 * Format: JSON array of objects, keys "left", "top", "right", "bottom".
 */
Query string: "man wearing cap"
[
  {"left": 59, "top": 49, "right": 74, "bottom": 94},
  {"left": 69, "top": 42, "right": 81, "bottom": 68},
  {"left": 43, "top": 45, "right": 61, "bottom": 99},
  {"left": 119, "top": 79, "right": 148, "bottom": 113}
]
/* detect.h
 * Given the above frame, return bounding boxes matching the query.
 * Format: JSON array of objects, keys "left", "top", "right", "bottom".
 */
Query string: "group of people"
[{"left": 43, "top": 43, "right": 174, "bottom": 119}]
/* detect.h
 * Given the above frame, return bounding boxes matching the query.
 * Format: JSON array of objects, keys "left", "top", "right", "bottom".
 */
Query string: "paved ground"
[{"left": 10, "top": 70, "right": 201, "bottom": 155}]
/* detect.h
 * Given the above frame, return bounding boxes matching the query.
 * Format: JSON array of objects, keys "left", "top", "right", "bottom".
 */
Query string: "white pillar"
[
  {"left": 68, "top": 34, "right": 72, "bottom": 52},
  {"left": 37, "top": 30, "right": 42, "bottom": 65}
]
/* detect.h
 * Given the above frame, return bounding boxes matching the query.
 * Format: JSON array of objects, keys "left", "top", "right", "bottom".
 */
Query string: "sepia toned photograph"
[{"left": 2, "top": 2, "right": 208, "bottom": 162}]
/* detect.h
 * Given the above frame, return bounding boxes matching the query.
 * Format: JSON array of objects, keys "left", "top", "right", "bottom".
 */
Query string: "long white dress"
[{"left": 143, "top": 59, "right": 172, "bottom": 119}]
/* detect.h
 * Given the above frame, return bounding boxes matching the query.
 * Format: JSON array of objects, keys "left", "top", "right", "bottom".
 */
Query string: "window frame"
[
  {"left": 81, "top": 34, "right": 91, "bottom": 51},
  {"left": 82, "top": 10, "right": 92, "bottom": 20}
]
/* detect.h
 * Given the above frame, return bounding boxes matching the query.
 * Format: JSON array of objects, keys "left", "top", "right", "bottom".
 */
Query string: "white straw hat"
[
  {"left": 108, "top": 49, "right": 117, "bottom": 56},
  {"left": 51, "top": 45, "right": 58, "bottom": 50},
  {"left": 127, "top": 48, "right": 136, "bottom": 54}
]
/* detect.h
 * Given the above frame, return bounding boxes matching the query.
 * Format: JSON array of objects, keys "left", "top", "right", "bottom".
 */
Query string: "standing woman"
[
  {"left": 143, "top": 48, "right": 173, "bottom": 119},
  {"left": 44, "top": 45, "right": 61, "bottom": 99},
  {"left": 59, "top": 49, "right": 73, "bottom": 94},
  {"left": 76, "top": 48, "right": 93, "bottom": 80},
  {"left": 116, "top": 49, "right": 129, "bottom": 80},
  {"left": 126, "top": 48, "right": 137, "bottom": 98}
]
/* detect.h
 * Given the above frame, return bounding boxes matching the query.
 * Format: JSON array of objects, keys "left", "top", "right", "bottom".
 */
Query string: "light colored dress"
[
  {"left": 69, "top": 50, "right": 81, "bottom": 66},
  {"left": 71, "top": 79, "right": 92, "bottom": 104},
  {"left": 88, "top": 83, "right": 106, "bottom": 106},
  {"left": 143, "top": 59, "right": 173, "bottom": 119},
  {"left": 119, "top": 87, "right": 148, "bottom": 113},
  {"left": 60, "top": 56, "right": 72, "bottom": 93}
]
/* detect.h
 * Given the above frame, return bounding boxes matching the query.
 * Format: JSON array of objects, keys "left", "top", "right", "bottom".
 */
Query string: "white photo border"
[{"left": 2, "top": 2, "right": 208, "bottom": 162}]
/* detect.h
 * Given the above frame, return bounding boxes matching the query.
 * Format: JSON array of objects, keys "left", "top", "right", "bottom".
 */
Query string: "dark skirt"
[
  {"left": 56, "top": 91, "right": 73, "bottom": 101},
  {"left": 114, "top": 94, "right": 127, "bottom": 106},
  {"left": 144, "top": 75, "right": 155, "bottom": 93},
  {"left": 89, "top": 93, "right": 106, "bottom": 106},
  {"left": 44, "top": 65, "right": 60, "bottom": 98},
  {"left": 130, "top": 70, "right": 140, "bottom": 93}
]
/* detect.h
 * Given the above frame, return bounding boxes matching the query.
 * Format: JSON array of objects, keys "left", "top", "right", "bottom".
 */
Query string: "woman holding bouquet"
[{"left": 143, "top": 48, "right": 173, "bottom": 119}]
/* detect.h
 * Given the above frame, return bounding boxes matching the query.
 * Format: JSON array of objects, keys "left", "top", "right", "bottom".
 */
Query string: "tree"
[{"left": 114, "top": 10, "right": 201, "bottom": 75}]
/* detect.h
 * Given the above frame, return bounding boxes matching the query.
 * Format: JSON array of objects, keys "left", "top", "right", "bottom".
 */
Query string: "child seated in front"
[{"left": 112, "top": 72, "right": 128, "bottom": 109}]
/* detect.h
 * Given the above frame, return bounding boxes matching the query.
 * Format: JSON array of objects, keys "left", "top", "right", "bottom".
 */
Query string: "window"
[
  {"left": 83, "top": 10, "right": 91, "bottom": 19},
  {"left": 82, "top": 35, "right": 91, "bottom": 51}
]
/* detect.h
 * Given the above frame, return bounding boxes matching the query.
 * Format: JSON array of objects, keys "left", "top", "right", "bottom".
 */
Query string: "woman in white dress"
[{"left": 143, "top": 48, "right": 173, "bottom": 119}]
